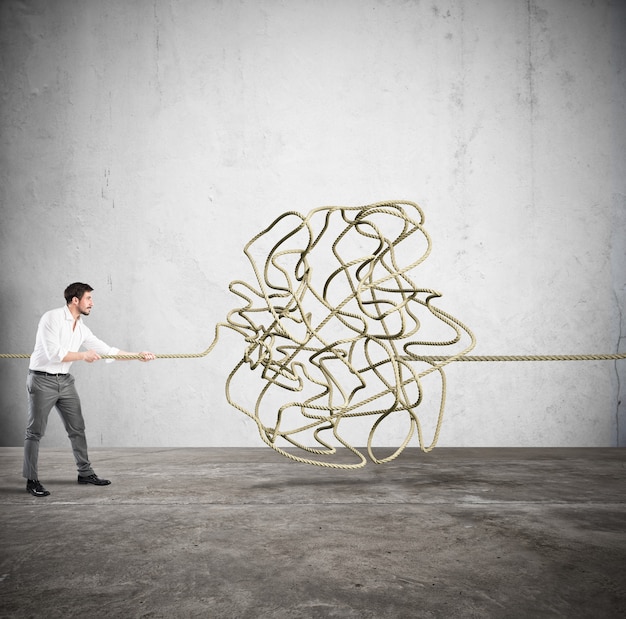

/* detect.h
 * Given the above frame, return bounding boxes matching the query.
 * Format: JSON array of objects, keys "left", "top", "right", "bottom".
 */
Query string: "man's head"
[{"left": 64, "top": 282, "right": 94, "bottom": 316}]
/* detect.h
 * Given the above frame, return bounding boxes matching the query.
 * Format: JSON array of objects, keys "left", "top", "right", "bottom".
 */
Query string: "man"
[{"left": 24, "top": 282, "right": 155, "bottom": 497}]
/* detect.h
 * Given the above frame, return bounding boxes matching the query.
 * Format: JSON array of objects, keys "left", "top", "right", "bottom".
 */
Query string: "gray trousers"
[{"left": 23, "top": 372, "right": 95, "bottom": 480}]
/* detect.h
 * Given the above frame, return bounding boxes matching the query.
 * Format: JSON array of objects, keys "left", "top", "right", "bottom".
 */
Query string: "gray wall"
[{"left": 1, "top": 0, "right": 625, "bottom": 449}]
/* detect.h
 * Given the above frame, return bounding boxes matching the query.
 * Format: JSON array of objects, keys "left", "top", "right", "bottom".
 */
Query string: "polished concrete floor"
[{"left": 0, "top": 446, "right": 625, "bottom": 618}]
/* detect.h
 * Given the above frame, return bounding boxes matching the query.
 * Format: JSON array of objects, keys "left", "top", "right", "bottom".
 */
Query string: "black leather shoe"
[
  {"left": 26, "top": 479, "right": 50, "bottom": 497},
  {"left": 78, "top": 474, "right": 111, "bottom": 486}
]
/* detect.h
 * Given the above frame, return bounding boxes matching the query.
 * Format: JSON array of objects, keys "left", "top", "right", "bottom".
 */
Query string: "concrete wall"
[{"left": 1, "top": 0, "right": 624, "bottom": 450}]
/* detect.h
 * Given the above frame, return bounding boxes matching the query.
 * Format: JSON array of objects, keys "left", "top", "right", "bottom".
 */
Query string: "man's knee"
[{"left": 24, "top": 430, "right": 43, "bottom": 442}]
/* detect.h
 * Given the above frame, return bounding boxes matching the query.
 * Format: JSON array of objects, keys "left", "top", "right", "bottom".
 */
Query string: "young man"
[{"left": 24, "top": 282, "right": 155, "bottom": 497}]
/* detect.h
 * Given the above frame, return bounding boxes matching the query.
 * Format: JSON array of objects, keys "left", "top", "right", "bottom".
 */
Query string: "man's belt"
[{"left": 29, "top": 370, "right": 68, "bottom": 377}]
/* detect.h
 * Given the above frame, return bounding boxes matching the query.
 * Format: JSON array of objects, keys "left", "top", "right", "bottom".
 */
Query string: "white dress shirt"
[{"left": 29, "top": 305, "right": 119, "bottom": 373}]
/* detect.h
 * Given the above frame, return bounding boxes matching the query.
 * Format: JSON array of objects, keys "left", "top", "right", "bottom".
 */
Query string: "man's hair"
[{"left": 64, "top": 282, "right": 94, "bottom": 304}]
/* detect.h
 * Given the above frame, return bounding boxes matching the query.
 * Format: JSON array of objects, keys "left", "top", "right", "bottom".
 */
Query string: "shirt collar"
[{"left": 63, "top": 305, "right": 80, "bottom": 322}]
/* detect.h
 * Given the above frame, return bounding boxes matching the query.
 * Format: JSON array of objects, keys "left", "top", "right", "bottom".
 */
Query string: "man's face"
[{"left": 77, "top": 292, "right": 94, "bottom": 316}]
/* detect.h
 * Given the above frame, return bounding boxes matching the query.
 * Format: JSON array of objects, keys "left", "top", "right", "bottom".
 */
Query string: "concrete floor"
[{"left": 0, "top": 447, "right": 624, "bottom": 618}]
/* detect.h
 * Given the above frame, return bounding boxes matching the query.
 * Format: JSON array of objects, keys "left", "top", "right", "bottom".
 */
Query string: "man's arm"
[
  {"left": 62, "top": 350, "right": 101, "bottom": 363},
  {"left": 66, "top": 350, "right": 155, "bottom": 363},
  {"left": 81, "top": 325, "right": 155, "bottom": 362}
]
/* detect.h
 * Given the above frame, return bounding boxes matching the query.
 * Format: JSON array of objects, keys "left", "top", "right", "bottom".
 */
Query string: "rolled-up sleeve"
[{"left": 81, "top": 325, "right": 119, "bottom": 362}]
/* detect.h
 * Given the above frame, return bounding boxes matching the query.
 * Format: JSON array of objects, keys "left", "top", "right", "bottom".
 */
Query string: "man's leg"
[
  {"left": 23, "top": 373, "right": 58, "bottom": 480},
  {"left": 54, "top": 374, "right": 95, "bottom": 478}
]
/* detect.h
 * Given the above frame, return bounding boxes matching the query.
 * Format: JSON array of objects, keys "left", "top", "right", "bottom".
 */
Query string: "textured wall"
[{"left": 1, "top": 0, "right": 624, "bottom": 450}]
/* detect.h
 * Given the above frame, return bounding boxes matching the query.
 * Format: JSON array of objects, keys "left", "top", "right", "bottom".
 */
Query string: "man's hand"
[
  {"left": 139, "top": 351, "right": 156, "bottom": 362},
  {"left": 82, "top": 350, "right": 101, "bottom": 363}
]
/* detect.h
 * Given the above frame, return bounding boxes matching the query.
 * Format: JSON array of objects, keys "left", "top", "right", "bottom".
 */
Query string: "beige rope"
[
  {"left": 2, "top": 351, "right": 624, "bottom": 362},
  {"left": 410, "top": 353, "right": 626, "bottom": 362},
  {"left": 2, "top": 200, "right": 624, "bottom": 469}
]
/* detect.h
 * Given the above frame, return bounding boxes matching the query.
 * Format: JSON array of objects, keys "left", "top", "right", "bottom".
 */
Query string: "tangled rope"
[{"left": 2, "top": 200, "right": 625, "bottom": 468}]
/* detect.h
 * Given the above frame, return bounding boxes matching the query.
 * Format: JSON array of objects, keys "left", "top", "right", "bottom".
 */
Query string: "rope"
[
  {"left": 2, "top": 200, "right": 624, "bottom": 469},
  {"left": 409, "top": 353, "right": 626, "bottom": 362},
  {"left": 2, "top": 351, "right": 624, "bottom": 361}
]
